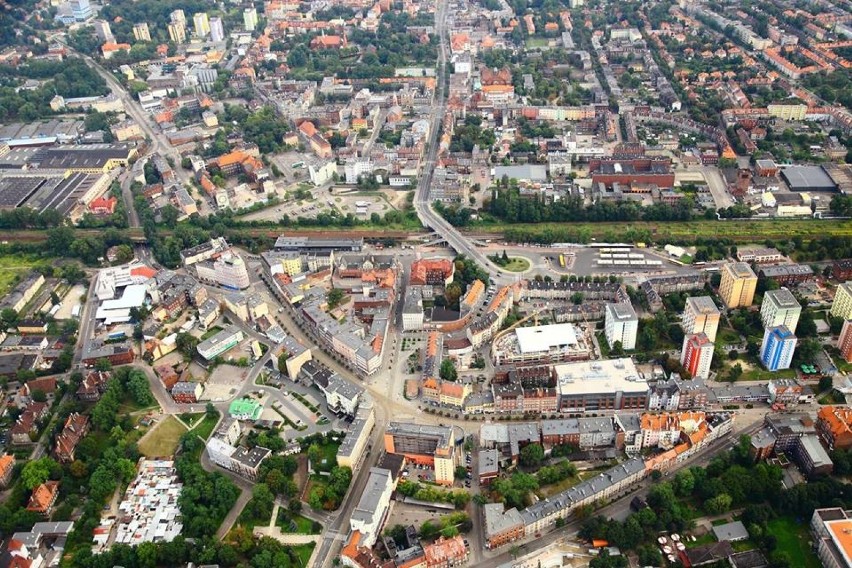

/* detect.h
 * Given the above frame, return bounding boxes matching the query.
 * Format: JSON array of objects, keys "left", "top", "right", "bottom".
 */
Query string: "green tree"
[
  {"left": 327, "top": 288, "right": 345, "bottom": 310},
  {"left": 0, "top": 308, "right": 18, "bottom": 329},
  {"left": 519, "top": 443, "right": 544, "bottom": 467},
  {"left": 439, "top": 359, "right": 457, "bottom": 381},
  {"left": 21, "top": 457, "right": 57, "bottom": 490}
]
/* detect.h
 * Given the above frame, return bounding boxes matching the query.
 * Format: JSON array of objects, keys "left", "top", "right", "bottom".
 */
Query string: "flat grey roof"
[
  {"left": 781, "top": 166, "right": 837, "bottom": 191},
  {"left": 712, "top": 520, "right": 749, "bottom": 542},
  {"left": 764, "top": 288, "right": 800, "bottom": 309},
  {"left": 478, "top": 449, "right": 499, "bottom": 475},
  {"left": 351, "top": 467, "right": 392, "bottom": 523},
  {"left": 484, "top": 503, "right": 524, "bottom": 537}
]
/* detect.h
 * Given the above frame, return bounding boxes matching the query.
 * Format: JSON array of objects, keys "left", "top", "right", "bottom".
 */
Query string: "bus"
[{"left": 559, "top": 254, "right": 565, "bottom": 267}]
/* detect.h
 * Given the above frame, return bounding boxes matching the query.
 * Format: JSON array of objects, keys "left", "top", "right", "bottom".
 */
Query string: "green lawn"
[
  {"left": 526, "top": 37, "right": 550, "bottom": 48},
  {"left": 117, "top": 392, "right": 159, "bottom": 415},
  {"left": 314, "top": 442, "right": 340, "bottom": 472},
  {"left": 718, "top": 329, "right": 742, "bottom": 345},
  {"left": 685, "top": 533, "right": 716, "bottom": 548},
  {"left": 738, "top": 367, "right": 797, "bottom": 381},
  {"left": 502, "top": 257, "right": 530, "bottom": 272},
  {"left": 292, "top": 543, "right": 315, "bottom": 566},
  {"left": 0, "top": 254, "right": 45, "bottom": 297},
  {"left": 138, "top": 416, "right": 188, "bottom": 458},
  {"left": 277, "top": 511, "right": 321, "bottom": 534},
  {"left": 193, "top": 411, "right": 220, "bottom": 440},
  {"left": 766, "top": 517, "right": 821, "bottom": 568},
  {"left": 200, "top": 326, "right": 224, "bottom": 340}
]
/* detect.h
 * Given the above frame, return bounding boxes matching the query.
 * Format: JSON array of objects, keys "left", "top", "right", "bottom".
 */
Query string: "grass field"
[
  {"left": 138, "top": 416, "right": 188, "bottom": 458},
  {"left": 292, "top": 543, "right": 315, "bottom": 566},
  {"left": 766, "top": 517, "right": 821, "bottom": 568},
  {"left": 738, "top": 367, "right": 796, "bottom": 381},
  {"left": 526, "top": 37, "right": 550, "bottom": 48},
  {"left": 717, "top": 328, "right": 742, "bottom": 345},
  {"left": 0, "top": 254, "right": 44, "bottom": 297},
  {"left": 502, "top": 257, "right": 530, "bottom": 272},
  {"left": 313, "top": 442, "right": 340, "bottom": 472},
  {"left": 491, "top": 218, "right": 852, "bottom": 244},
  {"left": 192, "top": 411, "right": 220, "bottom": 440},
  {"left": 200, "top": 326, "right": 224, "bottom": 340},
  {"left": 277, "top": 511, "right": 321, "bottom": 534}
]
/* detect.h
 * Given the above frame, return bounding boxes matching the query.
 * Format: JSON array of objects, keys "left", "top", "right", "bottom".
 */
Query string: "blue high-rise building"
[
  {"left": 760, "top": 325, "right": 797, "bottom": 371},
  {"left": 71, "top": 0, "right": 93, "bottom": 21}
]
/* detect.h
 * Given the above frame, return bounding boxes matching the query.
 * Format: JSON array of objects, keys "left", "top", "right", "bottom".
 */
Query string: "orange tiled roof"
[
  {"left": 440, "top": 382, "right": 465, "bottom": 398},
  {"left": 27, "top": 481, "right": 59, "bottom": 513},
  {"left": 819, "top": 406, "right": 852, "bottom": 439},
  {"left": 0, "top": 454, "right": 14, "bottom": 476}
]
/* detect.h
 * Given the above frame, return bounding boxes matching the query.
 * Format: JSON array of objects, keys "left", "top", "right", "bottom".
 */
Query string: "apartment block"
[
  {"left": 761, "top": 289, "right": 802, "bottom": 333},
  {"left": 682, "top": 296, "right": 720, "bottom": 343},
  {"left": 604, "top": 302, "right": 638, "bottom": 350},
  {"left": 719, "top": 262, "right": 757, "bottom": 308},
  {"left": 680, "top": 333, "right": 714, "bottom": 380},
  {"left": 760, "top": 326, "right": 797, "bottom": 371},
  {"left": 839, "top": 319, "right": 852, "bottom": 364},
  {"left": 831, "top": 282, "right": 852, "bottom": 320}
]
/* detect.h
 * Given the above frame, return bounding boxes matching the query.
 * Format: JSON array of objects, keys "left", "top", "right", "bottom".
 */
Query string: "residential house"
[{"left": 53, "top": 413, "right": 89, "bottom": 463}]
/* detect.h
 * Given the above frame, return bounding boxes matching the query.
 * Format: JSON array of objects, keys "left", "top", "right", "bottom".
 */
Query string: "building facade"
[
  {"left": 760, "top": 326, "right": 797, "bottom": 371},
  {"left": 604, "top": 303, "right": 638, "bottom": 350},
  {"left": 719, "top": 262, "right": 757, "bottom": 308},
  {"left": 682, "top": 296, "right": 720, "bottom": 343},
  {"left": 761, "top": 289, "right": 802, "bottom": 333},
  {"left": 681, "top": 333, "right": 714, "bottom": 380}
]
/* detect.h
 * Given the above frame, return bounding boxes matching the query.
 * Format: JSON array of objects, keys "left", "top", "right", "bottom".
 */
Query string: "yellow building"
[
  {"left": 434, "top": 451, "right": 456, "bottom": 486},
  {"left": 280, "top": 254, "right": 304, "bottom": 276},
  {"left": 439, "top": 382, "right": 471, "bottom": 408},
  {"left": 831, "top": 282, "right": 852, "bottom": 320},
  {"left": 168, "top": 22, "right": 186, "bottom": 44},
  {"left": 719, "top": 262, "right": 758, "bottom": 308},
  {"left": 767, "top": 104, "right": 807, "bottom": 121},
  {"left": 111, "top": 121, "right": 143, "bottom": 142}
]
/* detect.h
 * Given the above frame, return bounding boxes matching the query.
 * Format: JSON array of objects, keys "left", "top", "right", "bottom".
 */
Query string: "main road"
[{"left": 410, "top": 0, "right": 516, "bottom": 288}]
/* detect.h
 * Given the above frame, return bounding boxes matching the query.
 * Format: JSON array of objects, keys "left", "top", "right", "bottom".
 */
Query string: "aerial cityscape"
[{"left": 0, "top": 0, "right": 850, "bottom": 566}]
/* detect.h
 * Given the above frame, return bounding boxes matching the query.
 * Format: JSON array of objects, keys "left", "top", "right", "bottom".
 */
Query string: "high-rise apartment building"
[
  {"left": 761, "top": 288, "right": 802, "bottom": 333},
  {"left": 719, "top": 262, "right": 758, "bottom": 308},
  {"left": 831, "top": 282, "right": 852, "bottom": 320},
  {"left": 168, "top": 22, "right": 186, "bottom": 44},
  {"left": 761, "top": 326, "right": 797, "bottom": 371},
  {"left": 604, "top": 303, "right": 638, "bottom": 351},
  {"left": 93, "top": 19, "right": 115, "bottom": 43},
  {"left": 680, "top": 333, "right": 714, "bottom": 380},
  {"left": 132, "top": 22, "right": 151, "bottom": 42},
  {"left": 682, "top": 296, "right": 720, "bottom": 343},
  {"left": 838, "top": 319, "right": 852, "bottom": 364},
  {"left": 193, "top": 12, "right": 210, "bottom": 37},
  {"left": 210, "top": 17, "right": 225, "bottom": 42}
]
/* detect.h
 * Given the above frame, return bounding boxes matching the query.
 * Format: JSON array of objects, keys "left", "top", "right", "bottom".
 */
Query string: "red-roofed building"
[
  {"left": 311, "top": 35, "right": 347, "bottom": 49},
  {"left": 101, "top": 42, "right": 131, "bottom": 59},
  {"left": 54, "top": 413, "right": 89, "bottom": 463},
  {"left": 0, "top": 454, "right": 15, "bottom": 488},
  {"left": 26, "top": 481, "right": 59, "bottom": 516},
  {"left": 76, "top": 370, "right": 111, "bottom": 401},
  {"left": 410, "top": 258, "right": 455, "bottom": 286},
  {"left": 89, "top": 195, "right": 117, "bottom": 215}
]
